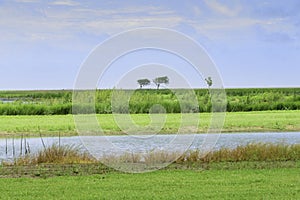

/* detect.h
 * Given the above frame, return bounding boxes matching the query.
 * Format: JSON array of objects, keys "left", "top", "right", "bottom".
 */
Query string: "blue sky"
[{"left": 0, "top": 0, "right": 299, "bottom": 89}]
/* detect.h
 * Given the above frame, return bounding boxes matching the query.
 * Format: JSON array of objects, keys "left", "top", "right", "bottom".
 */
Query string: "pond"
[
  {"left": 0, "top": 132, "right": 299, "bottom": 161},
  {"left": 0, "top": 98, "right": 16, "bottom": 103}
]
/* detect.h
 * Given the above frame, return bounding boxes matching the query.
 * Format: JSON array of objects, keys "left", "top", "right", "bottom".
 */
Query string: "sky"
[{"left": 0, "top": 0, "right": 299, "bottom": 90}]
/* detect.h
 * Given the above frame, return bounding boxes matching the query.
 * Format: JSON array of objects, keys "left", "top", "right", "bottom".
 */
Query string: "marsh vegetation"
[{"left": 0, "top": 88, "right": 299, "bottom": 115}]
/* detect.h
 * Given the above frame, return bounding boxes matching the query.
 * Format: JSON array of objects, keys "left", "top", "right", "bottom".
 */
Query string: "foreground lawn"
[
  {"left": 0, "top": 110, "right": 299, "bottom": 136},
  {"left": 0, "top": 168, "right": 299, "bottom": 199}
]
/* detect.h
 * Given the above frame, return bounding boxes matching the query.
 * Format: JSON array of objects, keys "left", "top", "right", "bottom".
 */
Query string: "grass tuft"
[{"left": 12, "top": 144, "right": 96, "bottom": 165}]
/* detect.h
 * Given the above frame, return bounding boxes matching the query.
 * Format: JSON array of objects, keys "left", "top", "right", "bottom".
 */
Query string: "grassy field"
[
  {"left": 0, "top": 108, "right": 298, "bottom": 199},
  {"left": 0, "top": 142, "right": 298, "bottom": 199},
  {"left": 0, "top": 110, "right": 299, "bottom": 136},
  {"left": 0, "top": 88, "right": 299, "bottom": 115},
  {"left": 0, "top": 168, "right": 299, "bottom": 199},
  {"left": 0, "top": 89, "right": 299, "bottom": 199}
]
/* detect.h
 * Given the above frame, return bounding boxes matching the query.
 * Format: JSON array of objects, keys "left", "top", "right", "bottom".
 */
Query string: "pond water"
[
  {"left": 0, "top": 132, "right": 299, "bottom": 161},
  {"left": 0, "top": 99, "right": 15, "bottom": 103}
]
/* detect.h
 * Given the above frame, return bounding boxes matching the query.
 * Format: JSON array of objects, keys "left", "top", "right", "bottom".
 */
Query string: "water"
[
  {"left": 0, "top": 99, "right": 15, "bottom": 103},
  {"left": 0, "top": 132, "right": 299, "bottom": 161}
]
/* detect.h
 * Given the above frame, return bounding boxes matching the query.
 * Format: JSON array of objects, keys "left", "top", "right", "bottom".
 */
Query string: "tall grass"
[
  {"left": 184, "top": 143, "right": 300, "bottom": 163},
  {"left": 14, "top": 144, "right": 95, "bottom": 165},
  {"left": 1, "top": 142, "right": 299, "bottom": 178},
  {"left": 0, "top": 88, "right": 299, "bottom": 115},
  {"left": 66, "top": 143, "right": 300, "bottom": 166},
  {"left": 2, "top": 142, "right": 299, "bottom": 176}
]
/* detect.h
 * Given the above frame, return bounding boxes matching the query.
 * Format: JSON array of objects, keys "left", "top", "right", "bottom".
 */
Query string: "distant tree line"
[{"left": 138, "top": 76, "right": 213, "bottom": 89}]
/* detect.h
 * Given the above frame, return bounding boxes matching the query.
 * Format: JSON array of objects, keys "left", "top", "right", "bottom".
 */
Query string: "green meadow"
[
  {"left": 0, "top": 89, "right": 299, "bottom": 199},
  {"left": 0, "top": 110, "right": 299, "bottom": 136},
  {"left": 0, "top": 168, "right": 299, "bottom": 199},
  {"left": 0, "top": 141, "right": 299, "bottom": 199}
]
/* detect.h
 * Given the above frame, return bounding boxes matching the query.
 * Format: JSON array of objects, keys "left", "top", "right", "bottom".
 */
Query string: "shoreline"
[{"left": 0, "top": 130, "right": 299, "bottom": 138}]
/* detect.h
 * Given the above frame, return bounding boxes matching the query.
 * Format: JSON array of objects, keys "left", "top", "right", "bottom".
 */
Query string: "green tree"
[
  {"left": 205, "top": 77, "right": 213, "bottom": 88},
  {"left": 137, "top": 79, "right": 151, "bottom": 89},
  {"left": 153, "top": 76, "right": 169, "bottom": 89}
]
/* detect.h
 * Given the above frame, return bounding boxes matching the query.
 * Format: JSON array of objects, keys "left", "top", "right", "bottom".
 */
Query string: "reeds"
[
  {"left": 5, "top": 142, "right": 300, "bottom": 167},
  {"left": 95, "top": 143, "right": 300, "bottom": 166},
  {"left": 178, "top": 143, "right": 300, "bottom": 163},
  {"left": 14, "top": 144, "right": 95, "bottom": 165}
]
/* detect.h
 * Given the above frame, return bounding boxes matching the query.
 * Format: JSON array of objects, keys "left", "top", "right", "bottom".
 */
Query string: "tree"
[
  {"left": 153, "top": 76, "right": 169, "bottom": 89},
  {"left": 137, "top": 78, "right": 150, "bottom": 89},
  {"left": 205, "top": 77, "right": 213, "bottom": 88}
]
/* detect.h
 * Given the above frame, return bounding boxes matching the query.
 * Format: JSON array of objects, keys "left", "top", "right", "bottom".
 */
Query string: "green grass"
[
  {"left": 0, "top": 88, "right": 300, "bottom": 115},
  {"left": 0, "top": 168, "right": 299, "bottom": 199},
  {"left": 223, "top": 110, "right": 300, "bottom": 132},
  {"left": 0, "top": 89, "right": 299, "bottom": 199},
  {"left": 0, "top": 110, "right": 299, "bottom": 136},
  {"left": 0, "top": 139, "right": 299, "bottom": 199}
]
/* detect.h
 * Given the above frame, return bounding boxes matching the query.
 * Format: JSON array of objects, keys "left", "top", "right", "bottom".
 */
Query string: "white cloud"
[
  {"left": 0, "top": 4, "right": 183, "bottom": 42},
  {"left": 37, "top": 6, "right": 182, "bottom": 35},
  {"left": 204, "top": 0, "right": 241, "bottom": 17},
  {"left": 188, "top": 16, "right": 296, "bottom": 42},
  {"left": 83, "top": 16, "right": 183, "bottom": 36},
  {"left": 50, "top": 0, "right": 79, "bottom": 6},
  {"left": 197, "top": 18, "right": 260, "bottom": 30},
  {"left": 71, "top": 6, "right": 175, "bottom": 18},
  {"left": 14, "top": 0, "right": 40, "bottom": 3},
  {"left": 0, "top": 1, "right": 298, "bottom": 45}
]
